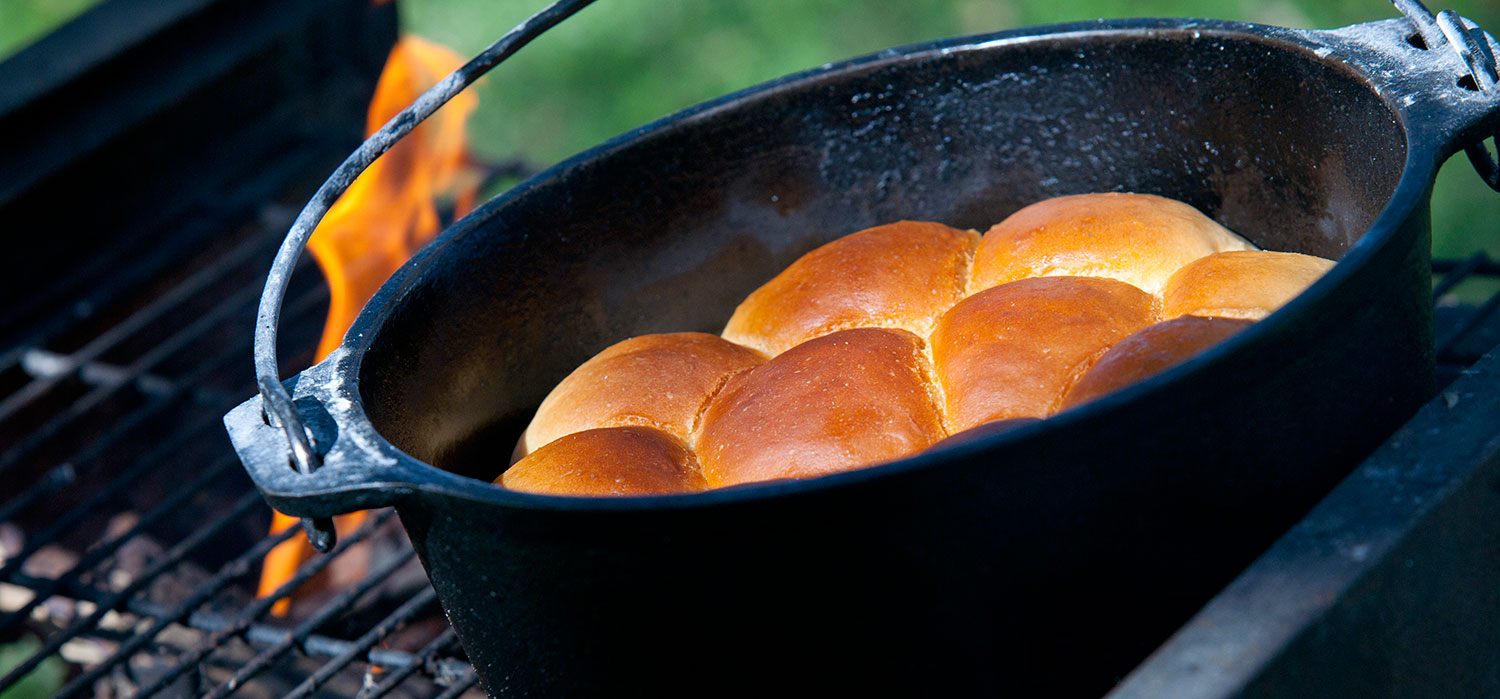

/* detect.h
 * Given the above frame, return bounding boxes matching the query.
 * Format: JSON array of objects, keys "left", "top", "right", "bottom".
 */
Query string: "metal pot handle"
[
  {"left": 251, "top": 0, "right": 598, "bottom": 550},
  {"left": 226, "top": 372, "right": 415, "bottom": 533},
  {"left": 1392, "top": 0, "right": 1500, "bottom": 190}
]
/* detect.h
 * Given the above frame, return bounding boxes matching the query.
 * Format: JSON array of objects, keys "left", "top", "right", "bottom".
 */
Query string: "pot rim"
[{"left": 249, "top": 14, "right": 1498, "bottom": 514}]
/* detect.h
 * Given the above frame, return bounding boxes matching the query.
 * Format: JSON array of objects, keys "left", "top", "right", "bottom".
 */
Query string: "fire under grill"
[
  {"left": 0, "top": 213, "right": 482, "bottom": 696},
  {"left": 0, "top": 0, "right": 484, "bottom": 695},
  {"left": 0, "top": 169, "right": 488, "bottom": 698},
  {"left": 4, "top": 0, "right": 1500, "bottom": 697}
]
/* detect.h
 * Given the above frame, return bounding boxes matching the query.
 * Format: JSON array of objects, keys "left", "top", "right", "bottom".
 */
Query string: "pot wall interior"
[{"left": 357, "top": 28, "right": 1406, "bottom": 481}]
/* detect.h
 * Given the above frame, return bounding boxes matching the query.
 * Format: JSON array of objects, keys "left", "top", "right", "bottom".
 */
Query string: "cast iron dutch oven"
[{"left": 228, "top": 0, "right": 1500, "bottom": 694}]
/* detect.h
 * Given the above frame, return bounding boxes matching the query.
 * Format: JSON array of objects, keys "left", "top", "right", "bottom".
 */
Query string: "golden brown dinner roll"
[
  {"left": 1059, "top": 315, "right": 1254, "bottom": 410},
  {"left": 500, "top": 192, "right": 1331, "bottom": 497},
  {"left": 969, "top": 192, "right": 1254, "bottom": 295},
  {"left": 722, "top": 221, "right": 979, "bottom": 356},
  {"left": 696, "top": 327, "right": 945, "bottom": 488},
  {"left": 930, "top": 276, "right": 1157, "bottom": 430},
  {"left": 1162, "top": 250, "right": 1335, "bottom": 321},
  {"left": 515, "top": 332, "right": 764, "bottom": 460},
  {"left": 501, "top": 426, "right": 708, "bottom": 496}
]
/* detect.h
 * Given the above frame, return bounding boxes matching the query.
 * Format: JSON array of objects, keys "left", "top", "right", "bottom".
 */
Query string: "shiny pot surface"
[{"left": 230, "top": 12, "right": 1500, "bottom": 697}]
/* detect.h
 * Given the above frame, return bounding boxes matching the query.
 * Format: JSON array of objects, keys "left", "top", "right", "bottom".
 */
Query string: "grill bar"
[
  {"left": 0, "top": 491, "right": 264, "bottom": 692},
  {"left": 0, "top": 226, "right": 277, "bottom": 419},
  {"left": 359, "top": 628, "right": 460, "bottom": 699},
  {"left": 0, "top": 129, "right": 323, "bottom": 350},
  {"left": 77, "top": 524, "right": 404, "bottom": 698},
  {"left": 0, "top": 454, "right": 239, "bottom": 634},
  {"left": 129, "top": 510, "right": 398, "bottom": 697},
  {"left": 0, "top": 282, "right": 263, "bottom": 472},
  {"left": 0, "top": 273, "right": 326, "bottom": 477},
  {"left": 1432, "top": 255, "right": 1500, "bottom": 276},
  {"left": 432, "top": 671, "right": 480, "bottom": 699},
  {"left": 203, "top": 546, "right": 420, "bottom": 698},
  {"left": 0, "top": 463, "right": 73, "bottom": 524},
  {"left": 1, "top": 582, "right": 466, "bottom": 679},
  {"left": 209, "top": 617, "right": 463, "bottom": 673},
  {"left": 0, "top": 412, "right": 223, "bottom": 586},
  {"left": 49, "top": 510, "right": 303, "bottom": 698},
  {"left": 132, "top": 601, "right": 471, "bottom": 679},
  {"left": 3, "top": 563, "right": 456, "bottom": 685},
  {"left": 285, "top": 586, "right": 440, "bottom": 699},
  {"left": 1438, "top": 281, "right": 1500, "bottom": 358},
  {"left": 18, "top": 348, "right": 222, "bottom": 402},
  {"left": 0, "top": 289, "right": 326, "bottom": 556},
  {"left": 1432, "top": 251, "right": 1492, "bottom": 298},
  {"left": 44, "top": 280, "right": 262, "bottom": 409}
]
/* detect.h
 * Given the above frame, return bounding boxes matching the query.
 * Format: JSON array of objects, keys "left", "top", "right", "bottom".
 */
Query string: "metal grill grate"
[
  {"left": 0, "top": 197, "right": 1496, "bottom": 696},
  {"left": 0, "top": 191, "right": 480, "bottom": 697}
]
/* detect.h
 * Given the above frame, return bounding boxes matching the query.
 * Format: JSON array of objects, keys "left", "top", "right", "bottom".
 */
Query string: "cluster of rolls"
[{"left": 498, "top": 193, "right": 1334, "bottom": 496}]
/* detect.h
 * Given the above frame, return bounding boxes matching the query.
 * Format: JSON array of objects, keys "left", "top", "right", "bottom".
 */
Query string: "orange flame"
[{"left": 259, "top": 35, "right": 479, "bottom": 615}]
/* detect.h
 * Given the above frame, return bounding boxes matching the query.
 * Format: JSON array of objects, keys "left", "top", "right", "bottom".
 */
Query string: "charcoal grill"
[
  {"left": 3, "top": 0, "right": 1500, "bottom": 697},
  {"left": 0, "top": 0, "right": 484, "bottom": 695}
]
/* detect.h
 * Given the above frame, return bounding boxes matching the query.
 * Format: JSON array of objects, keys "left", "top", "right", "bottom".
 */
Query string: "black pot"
[{"left": 227, "top": 7, "right": 1500, "bottom": 697}]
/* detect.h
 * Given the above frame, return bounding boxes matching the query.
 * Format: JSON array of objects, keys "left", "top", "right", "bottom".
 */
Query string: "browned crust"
[
  {"left": 930, "top": 276, "right": 1158, "bottom": 431},
  {"left": 695, "top": 327, "right": 946, "bottom": 488},
  {"left": 1058, "top": 315, "right": 1254, "bottom": 410},
  {"left": 501, "top": 195, "right": 1323, "bottom": 497},
  {"left": 722, "top": 221, "right": 980, "bottom": 356},
  {"left": 515, "top": 333, "right": 765, "bottom": 461},
  {"left": 970, "top": 192, "right": 1254, "bottom": 296},
  {"left": 500, "top": 426, "right": 708, "bottom": 496},
  {"left": 1162, "top": 250, "right": 1335, "bottom": 321}
]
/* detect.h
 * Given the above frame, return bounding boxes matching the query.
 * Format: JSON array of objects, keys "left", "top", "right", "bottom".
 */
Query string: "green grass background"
[
  {"left": 396, "top": 0, "right": 1500, "bottom": 261},
  {"left": 0, "top": 0, "right": 98, "bottom": 61},
  {"left": 3, "top": 0, "right": 1497, "bottom": 257}
]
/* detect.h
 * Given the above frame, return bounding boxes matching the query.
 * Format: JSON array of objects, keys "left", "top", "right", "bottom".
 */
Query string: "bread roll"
[
  {"left": 930, "top": 276, "right": 1157, "bottom": 431},
  {"left": 970, "top": 192, "right": 1254, "bottom": 295},
  {"left": 501, "top": 426, "right": 707, "bottom": 496},
  {"left": 723, "top": 221, "right": 979, "bottom": 356},
  {"left": 1059, "top": 315, "right": 1254, "bottom": 410},
  {"left": 500, "top": 192, "right": 1335, "bottom": 496},
  {"left": 696, "top": 327, "right": 945, "bottom": 488},
  {"left": 515, "top": 332, "right": 764, "bottom": 461},
  {"left": 1162, "top": 250, "right": 1336, "bottom": 321}
]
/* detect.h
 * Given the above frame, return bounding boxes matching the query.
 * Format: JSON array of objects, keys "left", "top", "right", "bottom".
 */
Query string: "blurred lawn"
[
  {"left": 398, "top": 0, "right": 1499, "bottom": 259},
  {"left": 0, "top": 0, "right": 99, "bottom": 60},
  {"left": 3, "top": 0, "right": 1496, "bottom": 257}
]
